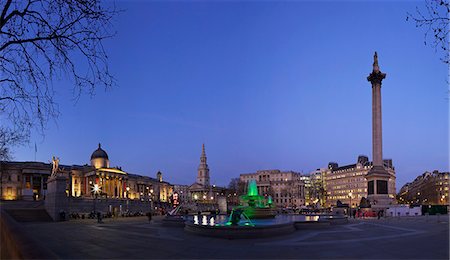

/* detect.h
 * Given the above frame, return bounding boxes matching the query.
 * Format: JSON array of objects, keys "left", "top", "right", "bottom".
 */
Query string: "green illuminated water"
[{"left": 247, "top": 180, "right": 259, "bottom": 196}]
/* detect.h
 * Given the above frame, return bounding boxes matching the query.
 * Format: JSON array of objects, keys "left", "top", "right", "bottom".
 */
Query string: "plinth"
[
  {"left": 45, "top": 175, "right": 69, "bottom": 221},
  {"left": 366, "top": 166, "right": 392, "bottom": 209}
]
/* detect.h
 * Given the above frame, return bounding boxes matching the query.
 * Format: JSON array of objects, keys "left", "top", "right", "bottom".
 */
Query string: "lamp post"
[
  {"left": 150, "top": 188, "right": 154, "bottom": 212},
  {"left": 146, "top": 187, "right": 152, "bottom": 212},
  {"left": 126, "top": 186, "right": 130, "bottom": 213},
  {"left": 348, "top": 192, "right": 353, "bottom": 218},
  {"left": 93, "top": 184, "right": 100, "bottom": 214}
]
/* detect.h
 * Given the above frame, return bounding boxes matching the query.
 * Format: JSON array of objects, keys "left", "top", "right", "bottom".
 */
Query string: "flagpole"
[{"left": 34, "top": 143, "right": 37, "bottom": 162}]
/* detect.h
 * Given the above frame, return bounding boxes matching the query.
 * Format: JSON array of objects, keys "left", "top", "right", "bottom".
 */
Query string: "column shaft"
[{"left": 372, "top": 84, "right": 383, "bottom": 166}]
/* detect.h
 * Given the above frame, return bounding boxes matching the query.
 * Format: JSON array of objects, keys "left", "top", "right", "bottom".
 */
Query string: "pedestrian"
[
  {"left": 147, "top": 212, "right": 152, "bottom": 222},
  {"left": 97, "top": 212, "right": 103, "bottom": 223}
]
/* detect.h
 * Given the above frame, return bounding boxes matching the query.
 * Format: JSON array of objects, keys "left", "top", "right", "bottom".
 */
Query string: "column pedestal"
[{"left": 366, "top": 166, "right": 392, "bottom": 210}]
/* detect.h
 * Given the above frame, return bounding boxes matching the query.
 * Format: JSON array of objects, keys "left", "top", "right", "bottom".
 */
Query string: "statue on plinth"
[{"left": 51, "top": 156, "right": 60, "bottom": 178}]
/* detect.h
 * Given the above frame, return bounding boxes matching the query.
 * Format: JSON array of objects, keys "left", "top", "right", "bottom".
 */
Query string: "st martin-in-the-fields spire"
[
  {"left": 197, "top": 143, "right": 210, "bottom": 187},
  {"left": 201, "top": 143, "right": 206, "bottom": 158}
]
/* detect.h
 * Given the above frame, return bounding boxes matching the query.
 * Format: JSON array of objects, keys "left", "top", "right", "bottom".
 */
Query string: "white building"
[{"left": 240, "top": 170, "right": 305, "bottom": 208}]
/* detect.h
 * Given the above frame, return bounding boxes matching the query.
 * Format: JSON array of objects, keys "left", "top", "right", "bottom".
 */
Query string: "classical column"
[
  {"left": 366, "top": 51, "right": 392, "bottom": 209},
  {"left": 119, "top": 179, "right": 123, "bottom": 198},
  {"left": 40, "top": 177, "right": 44, "bottom": 198},
  {"left": 114, "top": 179, "right": 118, "bottom": 197},
  {"left": 85, "top": 176, "right": 88, "bottom": 197},
  {"left": 107, "top": 179, "right": 112, "bottom": 198},
  {"left": 368, "top": 52, "right": 385, "bottom": 168}
]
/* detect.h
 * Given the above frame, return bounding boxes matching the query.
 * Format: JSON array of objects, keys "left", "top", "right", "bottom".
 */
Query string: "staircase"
[
  {"left": 0, "top": 200, "right": 44, "bottom": 209},
  {"left": 4, "top": 209, "right": 53, "bottom": 222}
]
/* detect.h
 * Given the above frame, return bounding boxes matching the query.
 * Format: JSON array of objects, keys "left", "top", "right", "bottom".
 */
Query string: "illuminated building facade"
[
  {"left": 324, "top": 155, "right": 396, "bottom": 208},
  {"left": 0, "top": 143, "right": 173, "bottom": 203},
  {"left": 239, "top": 170, "right": 305, "bottom": 208},
  {"left": 173, "top": 184, "right": 190, "bottom": 203},
  {"left": 304, "top": 168, "right": 327, "bottom": 207},
  {"left": 397, "top": 170, "right": 449, "bottom": 205},
  {"left": 300, "top": 174, "right": 311, "bottom": 205},
  {"left": 0, "top": 161, "right": 50, "bottom": 201}
]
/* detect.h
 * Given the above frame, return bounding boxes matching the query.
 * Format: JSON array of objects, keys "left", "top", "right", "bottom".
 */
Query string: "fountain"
[
  {"left": 238, "top": 180, "right": 276, "bottom": 219},
  {"left": 184, "top": 180, "right": 347, "bottom": 238}
]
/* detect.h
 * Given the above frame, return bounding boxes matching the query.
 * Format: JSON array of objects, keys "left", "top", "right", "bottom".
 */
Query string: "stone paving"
[{"left": 16, "top": 215, "right": 449, "bottom": 259}]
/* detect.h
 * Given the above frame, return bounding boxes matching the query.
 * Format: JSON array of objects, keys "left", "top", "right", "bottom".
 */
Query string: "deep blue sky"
[{"left": 14, "top": 1, "right": 448, "bottom": 190}]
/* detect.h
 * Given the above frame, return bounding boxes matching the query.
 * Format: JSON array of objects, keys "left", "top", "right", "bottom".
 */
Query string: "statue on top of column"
[
  {"left": 373, "top": 51, "right": 380, "bottom": 72},
  {"left": 51, "top": 156, "right": 60, "bottom": 178},
  {"left": 367, "top": 51, "right": 386, "bottom": 84}
]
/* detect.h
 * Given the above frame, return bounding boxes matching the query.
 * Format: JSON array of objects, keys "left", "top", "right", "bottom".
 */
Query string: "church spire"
[
  {"left": 197, "top": 143, "right": 210, "bottom": 187},
  {"left": 201, "top": 143, "right": 206, "bottom": 158}
]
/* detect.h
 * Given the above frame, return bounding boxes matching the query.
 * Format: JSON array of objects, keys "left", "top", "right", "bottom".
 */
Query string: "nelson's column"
[{"left": 365, "top": 52, "right": 395, "bottom": 209}]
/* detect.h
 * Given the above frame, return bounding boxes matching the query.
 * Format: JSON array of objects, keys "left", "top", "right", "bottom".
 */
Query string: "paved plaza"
[{"left": 12, "top": 215, "right": 450, "bottom": 259}]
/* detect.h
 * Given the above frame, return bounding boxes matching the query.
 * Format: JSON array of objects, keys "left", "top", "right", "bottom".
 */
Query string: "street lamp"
[
  {"left": 348, "top": 192, "right": 353, "bottom": 217},
  {"left": 149, "top": 188, "right": 154, "bottom": 212},
  {"left": 92, "top": 184, "right": 100, "bottom": 214},
  {"left": 126, "top": 186, "right": 130, "bottom": 213}
]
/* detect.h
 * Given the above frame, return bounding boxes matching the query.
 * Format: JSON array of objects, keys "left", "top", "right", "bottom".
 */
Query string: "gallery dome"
[{"left": 91, "top": 143, "right": 109, "bottom": 160}]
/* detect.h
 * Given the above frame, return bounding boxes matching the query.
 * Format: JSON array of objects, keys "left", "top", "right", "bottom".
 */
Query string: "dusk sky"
[{"left": 13, "top": 1, "right": 448, "bottom": 190}]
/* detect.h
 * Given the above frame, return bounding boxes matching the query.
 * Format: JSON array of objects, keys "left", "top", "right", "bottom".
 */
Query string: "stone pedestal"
[
  {"left": 22, "top": 189, "right": 34, "bottom": 201},
  {"left": 45, "top": 175, "right": 69, "bottom": 221},
  {"left": 366, "top": 166, "right": 393, "bottom": 209}
]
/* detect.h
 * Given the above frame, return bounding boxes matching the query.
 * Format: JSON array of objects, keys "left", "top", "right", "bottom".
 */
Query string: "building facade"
[
  {"left": 324, "top": 155, "right": 396, "bottom": 208},
  {"left": 304, "top": 168, "right": 327, "bottom": 208},
  {"left": 397, "top": 170, "right": 449, "bottom": 205},
  {"left": 0, "top": 143, "right": 173, "bottom": 204},
  {"left": 173, "top": 184, "right": 190, "bottom": 203},
  {"left": 240, "top": 170, "right": 305, "bottom": 208},
  {"left": 0, "top": 161, "right": 51, "bottom": 201}
]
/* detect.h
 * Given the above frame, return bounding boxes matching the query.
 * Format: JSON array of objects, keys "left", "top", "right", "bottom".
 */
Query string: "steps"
[{"left": 4, "top": 209, "right": 53, "bottom": 222}]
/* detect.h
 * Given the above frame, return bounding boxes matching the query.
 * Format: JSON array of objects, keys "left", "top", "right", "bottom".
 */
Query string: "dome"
[{"left": 91, "top": 143, "right": 109, "bottom": 160}]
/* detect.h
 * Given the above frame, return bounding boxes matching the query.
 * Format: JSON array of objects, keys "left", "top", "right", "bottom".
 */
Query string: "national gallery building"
[{"left": 0, "top": 144, "right": 173, "bottom": 204}]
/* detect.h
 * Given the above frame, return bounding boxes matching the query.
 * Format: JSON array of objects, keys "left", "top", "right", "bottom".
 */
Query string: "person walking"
[{"left": 147, "top": 212, "right": 152, "bottom": 222}]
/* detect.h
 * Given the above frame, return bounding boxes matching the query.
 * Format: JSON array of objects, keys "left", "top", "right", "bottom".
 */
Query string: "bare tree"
[
  {"left": 0, "top": 0, "right": 118, "bottom": 160},
  {"left": 407, "top": 0, "right": 450, "bottom": 64},
  {"left": 0, "top": 127, "right": 22, "bottom": 160},
  {"left": 228, "top": 178, "right": 245, "bottom": 196}
]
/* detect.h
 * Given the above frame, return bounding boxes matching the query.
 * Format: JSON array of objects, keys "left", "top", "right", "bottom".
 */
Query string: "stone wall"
[
  {"left": 0, "top": 209, "right": 56, "bottom": 259},
  {"left": 67, "top": 197, "right": 153, "bottom": 214}
]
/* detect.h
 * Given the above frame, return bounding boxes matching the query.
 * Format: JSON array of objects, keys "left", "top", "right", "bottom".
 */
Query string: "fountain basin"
[
  {"left": 184, "top": 214, "right": 339, "bottom": 239},
  {"left": 162, "top": 215, "right": 186, "bottom": 227},
  {"left": 184, "top": 221, "right": 295, "bottom": 239},
  {"left": 242, "top": 207, "right": 276, "bottom": 219}
]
